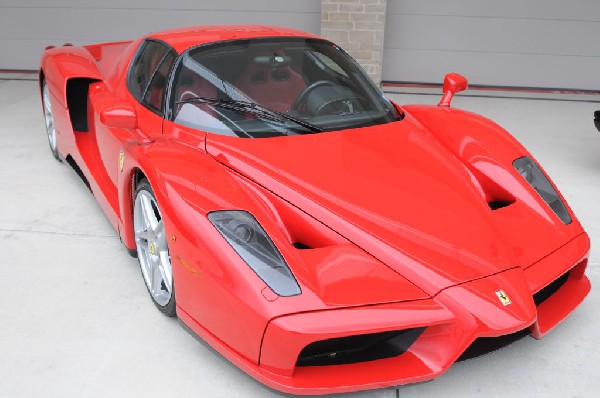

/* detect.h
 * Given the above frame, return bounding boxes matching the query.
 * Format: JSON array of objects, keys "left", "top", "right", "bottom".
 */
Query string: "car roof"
[{"left": 146, "top": 25, "right": 321, "bottom": 54}]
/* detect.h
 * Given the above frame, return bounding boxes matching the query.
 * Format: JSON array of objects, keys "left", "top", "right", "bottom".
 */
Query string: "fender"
[
  {"left": 404, "top": 105, "right": 527, "bottom": 166},
  {"left": 117, "top": 135, "right": 429, "bottom": 364},
  {"left": 40, "top": 46, "right": 103, "bottom": 108},
  {"left": 39, "top": 46, "right": 103, "bottom": 160},
  {"left": 117, "top": 136, "right": 289, "bottom": 251},
  {"left": 405, "top": 105, "right": 544, "bottom": 206},
  {"left": 404, "top": 105, "right": 582, "bottom": 249},
  {"left": 117, "top": 136, "right": 307, "bottom": 364}
]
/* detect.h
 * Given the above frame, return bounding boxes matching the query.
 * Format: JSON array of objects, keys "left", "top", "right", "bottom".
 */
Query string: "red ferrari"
[{"left": 39, "top": 25, "right": 590, "bottom": 395}]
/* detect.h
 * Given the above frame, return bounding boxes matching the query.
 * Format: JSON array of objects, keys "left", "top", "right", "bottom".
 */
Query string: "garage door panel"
[
  {"left": 0, "top": 1, "right": 318, "bottom": 13},
  {"left": 0, "top": 39, "right": 66, "bottom": 70},
  {"left": 383, "top": 1, "right": 598, "bottom": 90},
  {"left": 0, "top": 9, "right": 319, "bottom": 42},
  {"left": 385, "top": 15, "right": 600, "bottom": 57},
  {"left": 388, "top": 0, "right": 600, "bottom": 22},
  {"left": 383, "top": 48, "right": 600, "bottom": 91},
  {"left": 0, "top": 2, "right": 320, "bottom": 69}
]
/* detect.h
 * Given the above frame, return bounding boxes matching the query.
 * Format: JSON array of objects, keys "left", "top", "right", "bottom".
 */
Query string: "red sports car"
[{"left": 39, "top": 25, "right": 590, "bottom": 395}]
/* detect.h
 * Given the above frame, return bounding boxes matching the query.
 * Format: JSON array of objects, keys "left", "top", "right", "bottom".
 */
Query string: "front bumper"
[{"left": 253, "top": 233, "right": 590, "bottom": 395}]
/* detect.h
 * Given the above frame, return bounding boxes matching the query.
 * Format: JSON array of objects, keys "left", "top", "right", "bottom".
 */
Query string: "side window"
[
  {"left": 143, "top": 50, "right": 176, "bottom": 111},
  {"left": 128, "top": 40, "right": 177, "bottom": 113}
]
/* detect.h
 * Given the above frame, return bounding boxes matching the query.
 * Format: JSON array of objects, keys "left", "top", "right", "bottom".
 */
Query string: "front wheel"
[{"left": 133, "top": 179, "right": 176, "bottom": 317}]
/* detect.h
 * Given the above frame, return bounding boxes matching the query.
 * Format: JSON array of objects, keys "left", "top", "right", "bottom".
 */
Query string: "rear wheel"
[
  {"left": 42, "top": 81, "right": 60, "bottom": 161},
  {"left": 133, "top": 179, "right": 176, "bottom": 316}
]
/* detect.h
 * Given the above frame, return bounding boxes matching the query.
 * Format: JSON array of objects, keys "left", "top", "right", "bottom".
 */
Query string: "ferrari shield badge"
[
  {"left": 119, "top": 151, "right": 125, "bottom": 172},
  {"left": 495, "top": 290, "right": 512, "bottom": 306}
]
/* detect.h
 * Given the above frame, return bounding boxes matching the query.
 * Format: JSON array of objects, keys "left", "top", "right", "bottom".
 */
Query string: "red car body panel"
[
  {"left": 39, "top": 25, "right": 591, "bottom": 395},
  {"left": 205, "top": 114, "right": 583, "bottom": 294}
]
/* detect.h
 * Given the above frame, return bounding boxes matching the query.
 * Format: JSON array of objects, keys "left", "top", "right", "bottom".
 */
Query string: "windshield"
[{"left": 170, "top": 37, "right": 401, "bottom": 138}]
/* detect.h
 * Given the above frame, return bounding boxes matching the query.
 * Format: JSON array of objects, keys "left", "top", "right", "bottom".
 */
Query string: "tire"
[
  {"left": 133, "top": 179, "right": 176, "bottom": 317},
  {"left": 41, "top": 81, "right": 61, "bottom": 161}
]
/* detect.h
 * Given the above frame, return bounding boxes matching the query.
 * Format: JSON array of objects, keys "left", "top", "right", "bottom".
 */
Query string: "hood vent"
[
  {"left": 466, "top": 163, "right": 516, "bottom": 212},
  {"left": 488, "top": 200, "right": 512, "bottom": 211},
  {"left": 292, "top": 242, "right": 311, "bottom": 250}
]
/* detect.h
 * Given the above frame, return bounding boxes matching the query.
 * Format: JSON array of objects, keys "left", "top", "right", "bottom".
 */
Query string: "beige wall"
[{"left": 320, "top": 0, "right": 387, "bottom": 85}]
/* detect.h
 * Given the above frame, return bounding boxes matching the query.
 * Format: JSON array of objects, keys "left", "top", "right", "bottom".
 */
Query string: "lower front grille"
[
  {"left": 296, "top": 327, "right": 425, "bottom": 367},
  {"left": 457, "top": 328, "right": 530, "bottom": 362},
  {"left": 458, "top": 269, "right": 572, "bottom": 361},
  {"left": 534, "top": 271, "right": 570, "bottom": 306}
]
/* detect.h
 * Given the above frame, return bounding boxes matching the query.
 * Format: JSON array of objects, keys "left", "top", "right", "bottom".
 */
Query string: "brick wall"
[{"left": 320, "top": 0, "right": 387, "bottom": 86}]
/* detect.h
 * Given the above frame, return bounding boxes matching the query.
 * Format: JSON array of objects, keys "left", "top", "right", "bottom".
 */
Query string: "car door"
[{"left": 95, "top": 39, "right": 177, "bottom": 192}]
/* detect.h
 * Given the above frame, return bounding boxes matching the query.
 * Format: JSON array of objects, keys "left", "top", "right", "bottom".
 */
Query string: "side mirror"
[
  {"left": 90, "top": 82, "right": 152, "bottom": 144},
  {"left": 437, "top": 73, "right": 468, "bottom": 107},
  {"left": 100, "top": 103, "right": 138, "bottom": 129}
]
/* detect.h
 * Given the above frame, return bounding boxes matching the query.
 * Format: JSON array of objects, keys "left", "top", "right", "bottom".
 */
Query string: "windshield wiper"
[{"left": 176, "top": 96, "right": 323, "bottom": 133}]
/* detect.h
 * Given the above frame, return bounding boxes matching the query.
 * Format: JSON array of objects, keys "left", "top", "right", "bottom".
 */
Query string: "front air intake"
[
  {"left": 296, "top": 328, "right": 425, "bottom": 367},
  {"left": 533, "top": 271, "right": 570, "bottom": 306},
  {"left": 457, "top": 328, "right": 530, "bottom": 361}
]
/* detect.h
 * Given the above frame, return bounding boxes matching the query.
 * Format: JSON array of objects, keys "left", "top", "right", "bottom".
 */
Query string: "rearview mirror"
[
  {"left": 100, "top": 103, "right": 138, "bottom": 129},
  {"left": 438, "top": 73, "right": 468, "bottom": 107},
  {"left": 254, "top": 54, "right": 292, "bottom": 68}
]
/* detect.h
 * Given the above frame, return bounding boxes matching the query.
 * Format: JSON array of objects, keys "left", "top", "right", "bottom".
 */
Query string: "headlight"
[
  {"left": 208, "top": 210, "right": 301, "bottom": 296},
  {"left": 513, "top": 156, "right": 571, "bottom": 224}
]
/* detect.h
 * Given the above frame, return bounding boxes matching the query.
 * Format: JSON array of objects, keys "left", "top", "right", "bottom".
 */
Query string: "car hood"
[{"left": 206, "top": 116, "right": 578, "bottom": 295}]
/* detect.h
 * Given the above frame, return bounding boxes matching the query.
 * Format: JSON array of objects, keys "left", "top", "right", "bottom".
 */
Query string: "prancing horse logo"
[{"left": 495, "top": 290, "right": 512, "bottom": 306}]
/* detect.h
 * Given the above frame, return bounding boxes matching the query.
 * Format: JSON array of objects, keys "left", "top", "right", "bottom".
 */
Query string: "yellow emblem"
[
  {"left": 495, "top": 290, "right": 511, "bottom": 306},
  {"left": 176, "top": 255, "right": 200, "bottom": 277},
  {"left": 149, "top": 242, "right": 156, "bottom": 256},
  {"left": 119, "top": 151, "right": 125, "bottom": 172}
]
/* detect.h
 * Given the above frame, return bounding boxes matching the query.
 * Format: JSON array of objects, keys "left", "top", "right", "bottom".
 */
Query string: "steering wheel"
[{"left": 292, "top": 80, "right": 337, "bottom": 113}]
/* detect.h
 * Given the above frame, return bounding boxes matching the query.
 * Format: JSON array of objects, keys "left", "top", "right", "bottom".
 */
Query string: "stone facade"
[{"left": 320, "top": 0, "right": 387, "bottom": 86}]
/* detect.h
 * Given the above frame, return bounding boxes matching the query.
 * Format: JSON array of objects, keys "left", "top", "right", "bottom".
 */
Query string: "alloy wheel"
[{"left": 133, "top": 189, "right": 173, "bottom": 307}]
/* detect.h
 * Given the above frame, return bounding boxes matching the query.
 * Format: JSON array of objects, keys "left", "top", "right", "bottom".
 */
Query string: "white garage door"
[
  {"left": 383, "top": 0, "right": 600, "bottom": 91},
  {"left": 0, "top": 0, "right": 320, "bottom": 70}
]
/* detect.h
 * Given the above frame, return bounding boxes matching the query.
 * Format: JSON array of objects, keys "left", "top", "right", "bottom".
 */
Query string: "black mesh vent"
[
  {"left": 296, "top": 327, "right": 425, "bottom": 367},
  {"left": 533, "top": 271, "right": 570, "bottom": 306}
]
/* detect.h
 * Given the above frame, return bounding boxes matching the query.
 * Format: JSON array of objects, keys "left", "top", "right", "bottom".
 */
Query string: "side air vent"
[
  {"left": 66, "top": 78, "right": 98, "bottom": 132},
  {"left": 296, "top": 328, "right": 425, "bottom": 367}
]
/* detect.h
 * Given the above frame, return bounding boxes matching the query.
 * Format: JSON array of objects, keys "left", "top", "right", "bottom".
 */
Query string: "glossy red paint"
[
  {"left": 39, "top": 25, "right": 591, "bottom": 395},
  {"left": 438, "top": 73, "right": 468, "bottom": 107},
  {"left": 97, "top": 99, "right": 138, "bottom": 129}
]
